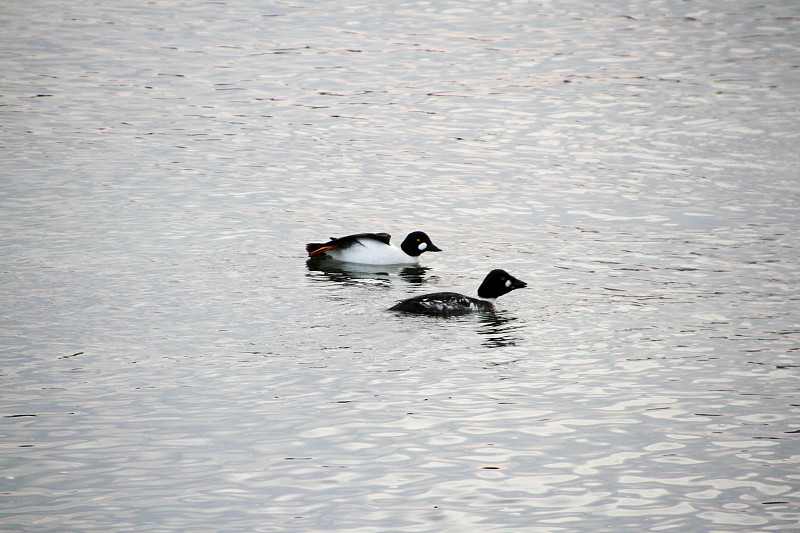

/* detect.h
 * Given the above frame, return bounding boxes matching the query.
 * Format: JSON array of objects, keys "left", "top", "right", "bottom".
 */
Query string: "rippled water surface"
[{"left": 2, "top": 0, "right": 799, "bottom": 531}]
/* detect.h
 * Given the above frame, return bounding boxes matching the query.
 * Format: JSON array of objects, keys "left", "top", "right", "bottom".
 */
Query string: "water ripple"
[{"left": 2, "top": 0, "right": 799, "bottom": 531}]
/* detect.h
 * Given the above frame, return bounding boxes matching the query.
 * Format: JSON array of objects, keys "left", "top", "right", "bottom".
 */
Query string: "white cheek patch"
[
  {"left": 418, "top": 242, "right": 427, "bottom": 251},
  {"left": 505, "top": 280, "right": 512, "bottom": 288}
]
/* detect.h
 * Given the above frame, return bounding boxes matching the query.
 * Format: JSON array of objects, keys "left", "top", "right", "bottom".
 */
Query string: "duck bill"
[
  {"left": 427, "top": 243, "right": 442, "bottom": 252},
  {"left": 512, "top": 278, "right": 527, "bottom": 289}
]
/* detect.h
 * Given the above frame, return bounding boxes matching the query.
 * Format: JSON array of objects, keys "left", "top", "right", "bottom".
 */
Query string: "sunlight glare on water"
[{"left": 1, "top": 0, "right": 799, "bottom": 531}]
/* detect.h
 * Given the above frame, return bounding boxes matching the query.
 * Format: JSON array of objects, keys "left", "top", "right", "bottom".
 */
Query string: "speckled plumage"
[
  {"left": 390, "top": 269, "right": 526, "bottom": 316},
  {"left": 389, "top": 292, "right": 495, "bottom": 316}
]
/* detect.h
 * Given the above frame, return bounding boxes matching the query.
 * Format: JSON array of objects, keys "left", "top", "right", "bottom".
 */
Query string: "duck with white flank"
[
  {"left": 390, "top": 269, "right": 526, "bottom": 316},
  {"left": 306, "top": 231, "right": 441, "bottom": 265}
]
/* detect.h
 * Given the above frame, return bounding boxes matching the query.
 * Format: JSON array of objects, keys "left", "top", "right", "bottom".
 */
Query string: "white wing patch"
[
  {"left": 412, "top": 294, "right": 491, "bottom": 315},
  {"left": 328, "top": 238, "right": 418, "bottom": 264}
]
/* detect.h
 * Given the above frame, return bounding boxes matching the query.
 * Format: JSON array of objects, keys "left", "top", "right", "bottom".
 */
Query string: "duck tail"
[{"left": 306, "top": 242, "right": 337, "bottom": 257}]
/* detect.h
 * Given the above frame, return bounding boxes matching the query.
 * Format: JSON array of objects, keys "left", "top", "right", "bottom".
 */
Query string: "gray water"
[{"left": 2, "top": 1, "right": 799, "bottom": 531}]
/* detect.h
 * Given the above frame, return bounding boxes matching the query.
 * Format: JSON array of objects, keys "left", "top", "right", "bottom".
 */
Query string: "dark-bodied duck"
[{"left": 390, "top": 269, "right": 526, "bottom": 316}]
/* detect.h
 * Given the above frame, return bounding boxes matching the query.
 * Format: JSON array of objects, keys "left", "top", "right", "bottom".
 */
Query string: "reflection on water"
[
  {"left": 306, "top": 258, "right": 434, "bottom": 285},
  {"left": 2, "top": 0, "right": 799, "bottom": 531},
  {"left": 476, "top": 311, "right": 523, "bottom": 348}
]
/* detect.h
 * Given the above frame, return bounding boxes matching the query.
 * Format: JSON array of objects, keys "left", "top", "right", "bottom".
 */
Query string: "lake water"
[{"left": 2, "top": 0, "right": 799, "bottom": 531}]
